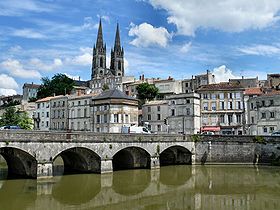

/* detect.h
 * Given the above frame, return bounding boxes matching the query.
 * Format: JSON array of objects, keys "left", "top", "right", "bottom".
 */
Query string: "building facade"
[
  {"left": 142, "top": 100, "right": 168, "bottom": 133},
  {"left": 22, "top": 83, "right": 40, "bottom": 102},
  {"left": 50, "top": 96, "right": 68, "bottom": 130},
  {"left": 166, "top": 93, "right": 201, "bottom": 134},
  {"left": 197, "top": 83, "right": 245, "bottom": 135},
  {"left": 34, "top": 97, "right": 53, "bottom": 131},
  {"left": 247, "top": 92, "right": 280, "bottom": 135},
  {"left": 92, "top": 89, "right": 138, "bottom": 133}
]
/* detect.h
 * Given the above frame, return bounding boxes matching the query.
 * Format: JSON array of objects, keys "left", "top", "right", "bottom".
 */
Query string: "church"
[{"left": 89, "top": 20, "right": 134, "bottom": 94}]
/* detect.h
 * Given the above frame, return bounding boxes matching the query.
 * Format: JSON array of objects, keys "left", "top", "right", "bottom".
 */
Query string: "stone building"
[
  {"left": 166, "top": 93, "right": 201, "bottom": 134},
  {"left": 247, "top": 91, "right": 280, "bottom": 135},
  {"left": 229, "top": 77, "right": 259, "bottom": 88},
  {"left": 34, "top": 97, "right": 53, "bottom": 130},
  {"left": 49, "top": 95, "right": 68, "bottom": 130},
  {"left": 22, "top": 83, "right": 40, "bottom": 102},
  {"left": 154, "top": 77, "right": 182, "bottom": 99},
  {"left": 92, "top": 89, "right": 138, "bottom": 133},
  {"left": 68, "top": 94, "right": 96, "bottom": 131},
  {"left": 197, "top": 82, "right": 245, "bottom": 135},
  {"left": 182, "top": 70, "right": 215, "bottom": 93},
  {"left": 142, "top": 100, "right": 168, "bottom": 133},
  {"left": 267, "top": 74, "right": 280, "bottom": 89}
]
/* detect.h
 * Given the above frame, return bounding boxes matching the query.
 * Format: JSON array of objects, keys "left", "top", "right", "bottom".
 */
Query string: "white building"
[{"left": 34, "top": 97, "right": 53, "bottom": 131}]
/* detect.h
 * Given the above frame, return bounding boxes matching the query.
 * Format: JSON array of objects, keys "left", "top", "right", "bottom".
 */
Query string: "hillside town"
[{"left": 1, "top": 20, "right": 280, "bottom": 136}]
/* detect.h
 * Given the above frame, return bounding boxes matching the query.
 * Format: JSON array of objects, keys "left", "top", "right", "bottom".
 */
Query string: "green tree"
[
  {"left": 136, "top": 83, "right": 159, "bottom": 102},
  {"left": 36, "top": 74, "right": 75, "bottom": 99},
  {"left": 0, "top": 106, "right": 33, "bottom": 130}
]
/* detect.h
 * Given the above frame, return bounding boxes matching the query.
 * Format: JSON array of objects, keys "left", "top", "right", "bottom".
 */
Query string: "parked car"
[
  {"left": 0, "top": 125, "right": 21, "bottom": 130},
  {"left": 271, "top": 131, "right": 280, "bottom": 136},
  {"left": 121, "top": 125, "right": 151, "bottom": 134},
  {"left": 201, "top": 131, "right": 215, "bottom": 135}
]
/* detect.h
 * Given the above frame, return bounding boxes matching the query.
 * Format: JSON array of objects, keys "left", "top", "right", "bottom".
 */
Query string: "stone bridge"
[
  {"left": 1, "top": 131, "right": 280, "bottom": 179},
  {"left": 0, "top": 131, "right": 195, "bottom": 179}
]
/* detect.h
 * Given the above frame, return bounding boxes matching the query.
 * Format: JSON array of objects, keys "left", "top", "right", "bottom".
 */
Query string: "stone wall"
[{"left": 194, "top": 135, "right": 280, "bottom": 165}]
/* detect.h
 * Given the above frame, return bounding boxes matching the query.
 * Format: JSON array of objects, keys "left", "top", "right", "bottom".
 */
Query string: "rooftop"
[
  {"left": 93, "top": 89, "right": 138, "bottom": 101},
  {"left": 244, "top": 87, "right": 263, "bottom": 95},
  {"left": 197, "top": 82, "right": 244, "bottom": 91}
]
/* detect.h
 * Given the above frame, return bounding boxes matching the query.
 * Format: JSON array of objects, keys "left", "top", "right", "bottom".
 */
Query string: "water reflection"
[
  {"left": 112, "top": 169, "right": 151, "bottom": 195},
  {"left": 160, "top": 165, "right": 192, "bottom": 186},
  {"left": 0, "top": 165, "right": 279, "bottom": 210},
  {"left": 52, "top": 174, "right": 101, "bottom": 205}
]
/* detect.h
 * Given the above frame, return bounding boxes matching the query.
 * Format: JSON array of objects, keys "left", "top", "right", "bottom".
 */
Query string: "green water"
[{"left": 0, "top": 165, "right": 280, "bottom": 210}]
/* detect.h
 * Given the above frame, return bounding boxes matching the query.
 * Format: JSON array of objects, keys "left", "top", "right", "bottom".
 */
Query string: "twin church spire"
[{"left": 91, "top": 20, "right": 124, "bottom": 79}]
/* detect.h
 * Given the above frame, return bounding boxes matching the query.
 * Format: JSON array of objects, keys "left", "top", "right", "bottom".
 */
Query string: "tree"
[
  {"left": 0, "top": 106, "right": 33, "bottom": 130},
  {"left": 36, "top": 74, "right": 75, "bottom": 99},
  {"left": 136, "top": 83, "right": 159, "bottom": 107}
]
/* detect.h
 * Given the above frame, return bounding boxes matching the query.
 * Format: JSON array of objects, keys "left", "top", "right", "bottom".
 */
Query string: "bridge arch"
[
  {"left": 53, "top": 147, "right": 101, "bottom": 175},
  {"left": 159, "top": 145, "right": 192, "bottom": 166},
  {"left": 0, "top": 147, "right": 37, "bottom": 179},
  {"left": 112, "top": 146, "right": 151, "bottom": 171}
]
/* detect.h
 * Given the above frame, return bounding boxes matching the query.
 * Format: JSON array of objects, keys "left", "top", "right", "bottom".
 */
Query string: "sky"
[{"left": 1, "top": 0, "right": 280, "bottom": 96}]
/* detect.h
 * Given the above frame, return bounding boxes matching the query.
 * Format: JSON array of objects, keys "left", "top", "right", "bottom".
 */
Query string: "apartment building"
[
  {"left": 34, "top": 97, "right": 53, "bottom": 130},
  {"left": 50, "top": 95, "right": 68, "bottom": 130},
  {"left": 197, "top": 83, "right": 245, "bottom": 135}
]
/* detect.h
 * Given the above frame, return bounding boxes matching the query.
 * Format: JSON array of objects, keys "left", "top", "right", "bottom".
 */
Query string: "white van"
[{"left": 121, "top": 125, "right": 151, "bottom": 134}]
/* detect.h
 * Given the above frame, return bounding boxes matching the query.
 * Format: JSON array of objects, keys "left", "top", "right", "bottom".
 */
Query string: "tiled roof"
[
  {"left": 244, "top": 87, "right": 263, "bottom": 95},
  {"left": 93, "top": 89, "right": 138, "bottom": 101},
  {"left": 23, "top": 83, "right": 40, "bottom": 88},
  {"left": 36, "top": 96, "right": 55, "bottom": 103},
  {"left": 197, "top": 82, "right": 244, "bottom": 91}
]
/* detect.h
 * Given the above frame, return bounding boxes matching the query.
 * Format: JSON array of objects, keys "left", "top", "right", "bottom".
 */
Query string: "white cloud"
[
  {"left": 29, "top": 58, "right": 63, "bottom": 71},
  {"left": 237, "top": 44, "right": 280, "bottom": 56},
  {"left": 129, "top": 22, "right": 172, "bottom": 47},
  {"left": 70, "top": 47, "right": 92, "bottom": 66},
  {"left": 148, "top": 0, "right": 280, "bottom": 36},
  {"left": 212, "top": 65, "right": 239, "bottom": 82},
  {"left": 1, "top": 59, "right": 41, "bottom": 79},
  {"left": 12, "top": 28, "right": 47, "bottom": 39},
  {"left": 0, "top": 74, "right": 19, "bottom": 89},
  {"left": 0, "top": 88, "right": 17, "bottom": 96},
  {"left": 180, "top": 42, "right": 192, "bottom": 53},
  {"left": 82, "top": 17, "right": 97, "bottom": 30}
]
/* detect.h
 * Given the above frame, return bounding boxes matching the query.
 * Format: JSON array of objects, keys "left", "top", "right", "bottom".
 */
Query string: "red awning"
[{"left": 201, "top": 126, "right": 221, "bottom": 132}]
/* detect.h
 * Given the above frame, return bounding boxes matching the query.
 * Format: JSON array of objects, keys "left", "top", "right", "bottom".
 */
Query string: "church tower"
[
  {"left": 91, "top": 19, "right": 106, "bottom": 79},
  {"left": 110, "top": 23, "right": 124, "bottom": 76}
]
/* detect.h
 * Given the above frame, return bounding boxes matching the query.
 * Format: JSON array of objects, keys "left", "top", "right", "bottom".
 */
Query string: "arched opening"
[
  {"left": 113, "top": 169, "right": 151, "bottom": 195},
  {"left": 53, "top": 147, "right": 101, "bottom": 176},
  {"left": 160, "top": 146, "right": 192, "bottom": 166},
  {"left": 0, "top": 147, "right": 37, "bottom": 179},
  {"left": 100, "top": 57, "right": 103, "bottom": 68},
  {"left": 52, "top": 174, "right": 101, "bottom": 205},
  {"left": 118, "top": 60, "right": 121, "bottom": 70},
  {"left": 113, "top": 147, "right": 151, "bottom": 171}
]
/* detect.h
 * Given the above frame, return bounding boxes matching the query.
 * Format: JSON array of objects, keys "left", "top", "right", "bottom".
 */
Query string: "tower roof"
[
  {"left": 96, "top": 19, "right": 104, "bottom": 49},
  {"left": 114, "top": 23, "right": 121, "bottom": 51}
]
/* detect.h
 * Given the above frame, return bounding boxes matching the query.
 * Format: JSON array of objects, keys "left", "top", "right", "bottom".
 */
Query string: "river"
[{"left": 0, "top": 165, "right": 279, "bottom": 210}]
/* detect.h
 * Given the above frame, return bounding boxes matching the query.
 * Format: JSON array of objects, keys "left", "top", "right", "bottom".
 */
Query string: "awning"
[{"left": 201, "top": 126, "right": 221, "bottom": 132}]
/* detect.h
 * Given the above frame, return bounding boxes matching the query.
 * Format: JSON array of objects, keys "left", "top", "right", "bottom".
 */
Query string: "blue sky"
[{"left": 1, "top": 0, "right": 280, "bottom": 95}]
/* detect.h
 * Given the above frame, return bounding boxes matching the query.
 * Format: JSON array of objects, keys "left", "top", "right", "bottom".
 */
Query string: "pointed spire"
[
  {"left": 114, "top": 23, "right": 121, "bottom": 51},
  {"left": 96, "top": 18, "right": 103, "bottom": 49}
]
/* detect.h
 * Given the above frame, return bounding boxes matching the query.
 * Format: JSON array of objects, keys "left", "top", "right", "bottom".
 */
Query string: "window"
[
  {"left": 228, "top": 93, "right": 233, "bottom": 99},
  {"left": 84, "top": 108, "right": 87, "bottom": 117},
  {"left": 114, "top": 114, "right": 118, "bottom": 123},
  {"left": 171, "top": 100, "right": 176, "bottom": 105},
  {"left": 220, "top": 115, "right": 225, "bottom": 123},
  {"left": 220, "top": 101, "right": 225, "bottom": 110},
  {"left": 72, "top": 102, "right": 74, "bottom": 106},
  {"left": 203, "top": 103, "right": 208, "bottom": 111},
  {"left": 157, "top": 114, "right": 161, "bottom": 120},
  {"left": 148, "top": 107, "right": 151, "bottom": 112},
  {"left": 104, "top": 105, "right": 107, "bottom": 110},
  {"left": 157, "top": 125, "right": 161, "bottom": 132},
  {"left": 186, "top": 99, "right": 190, "bottom": 104},
  {"left": 77, "top": 109, "right": 81, "bottom": 117},
  {"left": 237, "top": 101, "right": 241, "bottom": 109},
  {"left": 96, "top": 115, "right": 100, "bottom": 123},
  {"left": 236, "top": 114, "right": 241, "bottom": 124},
  {"left": 261, "top": 113, "right": 266, "bottom": 119},
  {"left": 71, "top": 122, "right": 74, "bottom": 129},
  {"left": 236, "top": 92, "right": 241, "bottom": 99},
  {"left": 270, "top": 100, "right": 274, "bottom": 105},
  {"left": 211, "top": 94, "right": 216, "bottom": 99},
  {"left": 228, "top": 115, "right": 233, "bottom": 124},
  {"left": 219, "top": 93, "right": 224, "bottom": 100},
  {"left": 211, "top": 102, "right": 216, "bottom": 111},
  {"left": 46, "top": 121, "right": 49, "bottom": 127},
  {"left": 104, "top": 114, "right": 108, "bottom": 123},
  {"left": 251, "top": 117, "right": 254, "bottom": 124},
  {"left": 157, "top": 106, "right": 160, "bottom": 111},
  {"left": 270, "top": 112, "right": 275, "bottom": 118},
  {"left": 270, "top": 127, "right": 274, "bottom": 133},
  {"left": 77, "top": 122, "right": 80, "bottom": 130},
  {"left": 171, "top": 109, "right": 175, "bottom": 116},
  {"left": 85, "top": 100, "right": 87, "bottom": 105},
  {"left": 148, "top": 114, "right": 151, "bottom": 120},
  {"left": 185, "top": 82, "right": 189, "bottom": 87},
  {"left": 84, "top": 121, "right": 87, "bottom": 130},
  {"left": 78, "top": 101, "right": 81, "bottom": 106},
  {"left": 262, "top": 100, "right": 265, "bottom": 106},
  {"left": 228, "top": 102, "right": 233, "bottom": 110},
  {"left": 263, "top": 127, "right": 267, "bottom": 133},
  {"left": 250, "top": 103, "right": 254, "bottom": 109},
  {"left": 186, "top": 108, "right": 190, "bottom": 115},
  {"left": 62, "top": 101, "right": 65, "bottom": 107},
  {"left": 203, "top": 94, "right": 207, "bottom": 99},
  {"left": 46, "top": 112, "right": 49, "bottom": 117}
]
